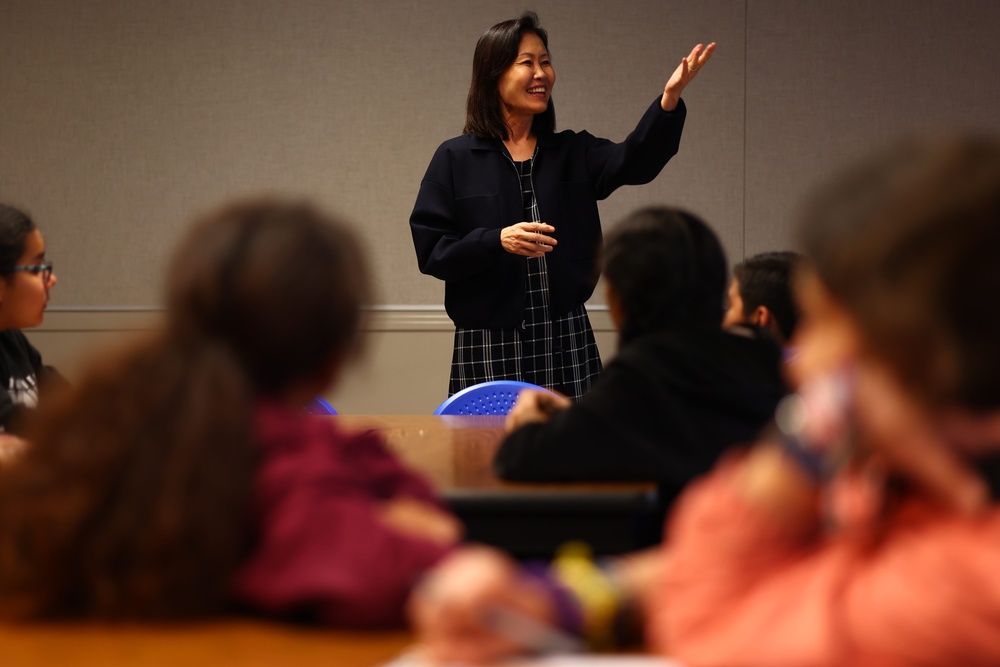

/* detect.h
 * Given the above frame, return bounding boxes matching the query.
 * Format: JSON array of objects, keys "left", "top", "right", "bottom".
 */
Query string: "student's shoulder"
[
  {"left": 721, "top": 324, "right": 783, "bottom": 357},
  {"left": 619, "top": 326, "right": 742, "bottom": 359},
  {"left": 616, "top": 326, "right": 784, "bottom": 387},
  {"left": 0, "top": 329, "right": 31, "bottom": 348},
  {"left": 0, "top": 329, "right": 41, "bottom": 366}
]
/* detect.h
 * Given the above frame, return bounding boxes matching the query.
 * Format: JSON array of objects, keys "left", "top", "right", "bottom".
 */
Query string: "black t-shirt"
[{"left": 0, "top": 329, "right": 47, "bottom": 432}]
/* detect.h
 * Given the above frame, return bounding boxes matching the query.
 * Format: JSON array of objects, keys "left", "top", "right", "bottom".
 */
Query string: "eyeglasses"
[{"left": 13, "top": 261, "right": 54, "bottom": 283}]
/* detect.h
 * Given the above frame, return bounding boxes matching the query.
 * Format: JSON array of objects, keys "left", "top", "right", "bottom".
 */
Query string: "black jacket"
[
  {"left": 409, "top": 97, "right": 686, "bottom": 328},
  {"left": 493, "top": 325, "right": 788, "bottom": 506}
]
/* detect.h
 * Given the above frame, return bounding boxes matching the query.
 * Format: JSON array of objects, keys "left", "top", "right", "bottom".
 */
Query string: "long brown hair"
[
  {"left": 0, "top": 199, "right": 370, "bottom": 619},
  {"left": 463, "top": 11, "right": 556, "bottom": 140}
]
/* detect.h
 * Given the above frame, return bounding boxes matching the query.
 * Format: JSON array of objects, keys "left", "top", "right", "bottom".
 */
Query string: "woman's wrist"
[{"left": 660, "top": 91, "right": 680, "bottom": 112}]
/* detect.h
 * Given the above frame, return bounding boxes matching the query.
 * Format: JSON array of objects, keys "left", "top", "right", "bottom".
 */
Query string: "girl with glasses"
[{"left": 0, "top": 203, "right": 60, "bottom": 441}]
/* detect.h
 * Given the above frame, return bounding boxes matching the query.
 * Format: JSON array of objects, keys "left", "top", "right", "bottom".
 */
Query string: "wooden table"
[
  {"left": 0, "top": 620, "right": 411, "bottom": 667},
  {"left": 335, "top": 415, "right": 661, "bottom": 558}
]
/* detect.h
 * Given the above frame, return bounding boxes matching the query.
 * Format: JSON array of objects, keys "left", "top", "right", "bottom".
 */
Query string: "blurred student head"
[
  {"left": 603, "top": 206, "right": 727, "bottom": 345},
  {"left": 166, "top": 198, "right": 370, "bottom": 399},
  {"left": 723, "top": 251, "right": 801, "bottom": 346},
  {"left": 789, "top": 133, "right": 1000, "bottom": 498},
  {"left": 0, "top": 204, "right": 56, "bottom": 331},
  {"left": 0, "top": 198, "right": 370, "bottom": 619},
  {"left": 794, "top": 133, "right": 1000, "bottom": 410}
]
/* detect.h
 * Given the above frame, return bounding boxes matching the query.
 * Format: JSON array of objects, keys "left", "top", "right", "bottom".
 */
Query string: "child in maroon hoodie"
[{"left": 0, "top": 199, "right": 459, "bottom": 626}]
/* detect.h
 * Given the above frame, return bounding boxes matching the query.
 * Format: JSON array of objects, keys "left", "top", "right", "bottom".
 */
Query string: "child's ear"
[
  {"left": 752, "top": 306, "right": 771, "bottom": 329},
  {"left": 605, "top": 283, "right": 626, "bottom": 331}
]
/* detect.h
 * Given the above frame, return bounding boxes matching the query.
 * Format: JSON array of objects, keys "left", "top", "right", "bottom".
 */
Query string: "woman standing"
[{"left": 410, "top": 11, "right": 714, "bottom": 398}]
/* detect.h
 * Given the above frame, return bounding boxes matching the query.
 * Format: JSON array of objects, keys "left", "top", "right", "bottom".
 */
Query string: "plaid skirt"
[{"left": 448, "top": 256, "right": 602, "bottom": 400}]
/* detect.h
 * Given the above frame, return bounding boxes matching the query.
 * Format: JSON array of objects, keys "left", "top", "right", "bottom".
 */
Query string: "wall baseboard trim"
[{"left": 39, "top": 306, "right": 615, "bottom": 333}]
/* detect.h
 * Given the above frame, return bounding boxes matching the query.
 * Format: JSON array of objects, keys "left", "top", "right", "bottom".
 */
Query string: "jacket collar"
[{"left": 465, "top": 129, "right": 562, "bottom": 152}]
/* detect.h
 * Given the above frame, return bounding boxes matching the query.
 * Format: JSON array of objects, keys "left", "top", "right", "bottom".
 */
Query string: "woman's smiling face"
[{"left": 497, "top": 32, "right": 555, "bottom": 125}]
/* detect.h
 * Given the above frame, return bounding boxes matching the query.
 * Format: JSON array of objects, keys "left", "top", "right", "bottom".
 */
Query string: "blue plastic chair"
[
  {"left": 304, "top": 397, "right": 338, "bottom": 416},
  {"left": 433, "top": 380, "right": 554, "bottom": 416}
]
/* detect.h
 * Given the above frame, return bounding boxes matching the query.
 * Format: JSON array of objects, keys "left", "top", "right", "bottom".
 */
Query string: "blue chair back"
[
  {"left": 433, "top": 380, "right": 553, "bottom": 416},
  {"left": 305, "top": 397, "right": 338, "bottom": 415}
]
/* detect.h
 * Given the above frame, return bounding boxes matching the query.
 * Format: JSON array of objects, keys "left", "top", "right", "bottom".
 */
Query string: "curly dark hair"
[{"left": 0, "top": 199, "right": 370, "bottom": 619}]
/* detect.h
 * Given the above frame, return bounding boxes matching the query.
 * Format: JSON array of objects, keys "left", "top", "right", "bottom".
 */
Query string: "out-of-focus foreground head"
[
  {"left": 167, "top": 198, "right": 371, "bottom": 395},
  {"left": 797, "top": 133, "right": 1000, "bottom": 410}
]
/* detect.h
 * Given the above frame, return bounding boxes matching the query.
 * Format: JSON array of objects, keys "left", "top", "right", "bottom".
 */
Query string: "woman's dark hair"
[
  {"left": 798, "top": 133, "right": 1000, "bottom": 410},
  {"left": 603, "top": 207, "right": 728, "bottom": 344},
  {"left": 464, "top": 11, "right": 556, "bottom": 140},
  {"left": 0, "top": 199, "right": 370, "bottom": 620},
  {"left": 0, "top": 204, "right": 37, "bottom": 278}
]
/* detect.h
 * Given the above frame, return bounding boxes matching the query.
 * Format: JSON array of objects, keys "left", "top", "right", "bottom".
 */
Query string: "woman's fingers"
[
  {"left": 683, "top": 42, "right": 716, "bottom": 77},
  {"left": 521, "top": 221, "right": 556, "bottom": 247},
  {"left": 663, "top": 42, "right": 715, "bottom": 110},
  {"left": 501, "top": 222, "right": 557, "bottom": 256}
]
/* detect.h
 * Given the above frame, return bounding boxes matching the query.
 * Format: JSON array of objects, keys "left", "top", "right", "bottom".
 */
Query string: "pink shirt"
[
  {"left": 652, "top": 453, "right": 1000, "bottom": 666},
  {"left": 233, "top": 402, "right": 452, "bottom": 627}
]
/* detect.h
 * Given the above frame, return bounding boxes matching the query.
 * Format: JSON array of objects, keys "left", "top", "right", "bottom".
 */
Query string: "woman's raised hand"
[
  {"left": 662, "top": 42, "right": 716, "bottom": 111},
  {"left": 501, "top": 222, "right": 557, "bottom": 257}
]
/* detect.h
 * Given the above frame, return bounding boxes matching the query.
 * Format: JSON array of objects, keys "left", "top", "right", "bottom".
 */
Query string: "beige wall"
[{"left": 7, "top": 1, "right": 1000, "bottom": 411}]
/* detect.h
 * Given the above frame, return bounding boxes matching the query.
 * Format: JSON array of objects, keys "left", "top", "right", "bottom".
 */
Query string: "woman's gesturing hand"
[
  {"left": 501, "top": 222, "right": 557, "bottom": 257},
  {"left": 662, "top": 42, "right": 716, "bottom": 111}
]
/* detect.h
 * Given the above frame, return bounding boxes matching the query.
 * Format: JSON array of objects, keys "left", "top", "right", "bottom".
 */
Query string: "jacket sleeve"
[
  {"left": 586, "top": 97, "right": 686, "bottom": 200},
  {"left": 409, "top": 145, "right": 505, "bottom": 282},
  {"left": 234, "top": 488, "right": 451, "bottom": 628},
  {"left": 651, "top": 457, "right": 1000, "bottom": 666},
  {"left": 493, "top": 353, "right": 708, "bottom": 484},
  {"left": 234, "top": 425, "right": 452, "bottom": 628}
]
